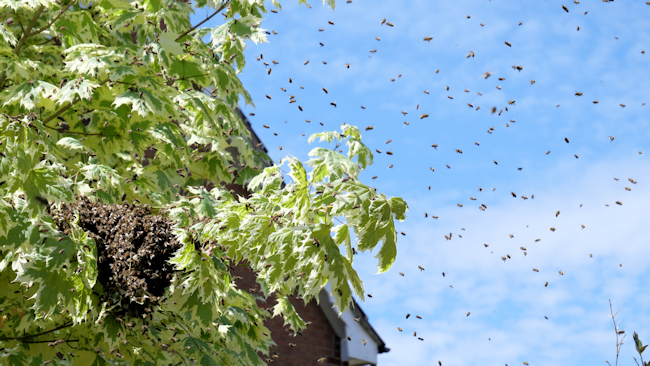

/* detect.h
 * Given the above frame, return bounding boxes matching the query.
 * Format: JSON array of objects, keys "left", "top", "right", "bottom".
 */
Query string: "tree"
[{"left": 0, "top": 0, "right": 407, "bottom": 364}]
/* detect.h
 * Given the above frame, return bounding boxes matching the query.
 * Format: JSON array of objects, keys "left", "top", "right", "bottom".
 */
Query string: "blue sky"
[{"left": 193, "top": 1, "right": 650, "bottom": 364}]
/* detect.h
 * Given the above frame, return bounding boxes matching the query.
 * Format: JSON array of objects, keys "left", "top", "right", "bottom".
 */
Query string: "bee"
[
  {"left": 505, "top": 41, "right": 512, "bottom": 47},
  {"left": 386, "top": 140, "right": 392, "bottom": 144},
  {"left": 386, "top": 22, "right": 394, "bottom": 27},
  {"left": 289, "top": 343, "right": 296, "bottom": 347},
  {"left": 423, "top": 36, "right": 433, "bottom": 42},
  {"left": 574, "top": 90, "right": 581, "bottom": 96},
  {"left": 616, "top": 201, "right": 622, "bottom": 205},
  {"left": 362, "top": 339, "right": 367, "bottom": 346},
  {"left": 448, "top": 96, "right": 453, "bottom": 99},
  {"left": 381, "top": 18, "right": 386, "bottom": 25},
  {"left": 265, "top": 95, "right": 271, "bottom": 99},
  {"left": 370, "top": 49, "right": 377, "bottom": 53},
  {"left": 582, "top": 225, "right": 586, "bottom": 229},
  {"left": 521, "top": 246, "right": 527, "bottom": 251},
  {"left": 467, "top": 51, "right": 475, "bottom": 58},
  {"left": 386, "top": 151, "right": 393, "bottom": 155},
  {"left": 455, "top": 149, "right": 462, "bottom": 154},
  {"left": 304, "top": 60, "right": 309, "bottom": 65},
  {"left": 480, "top": 23, "right": 485, "bottom": 26},
  {"left": 496, "top": 86, "right": 502, "bottom": 90},
  {"left": 418, "top": 265, "right": 425, "bottom": 271},
  {"left": 399, "top": 272, "right": 404, "bottom": 276},
  {"left": 432, "top": 144, "right": 438, "bottom": 149},
  {"left": 556, "top": 211, "right": 560, "bottom": 217},
  {"left": 559, "top": 271, "right": 564, "bottom": 275},
  {"left": 317, "top": 357, "right": 327, "bottom": 364},
  {"left": 420, "top": 114, "right": 429, "bottom": 119},
  {"left": 550, "top": 227, "right": 556, "bottom": 232},
  {"left": 388, "top": 164, "right": 393, "bottom": 168},
  {"left": 330, "top": 102, "right": 337, "bottom": 107},
  {"left": 491, "top": 106, "right": 497, "bottom": 114},
  {"left": 593, "top": 100, "right": 599, "bottom": 104},
  {"left": 545, "top": 282, "right": 548, "bottom": 287},
  {"left": 424, "top": 90, "right": 430, "bottom": 94},
  {"left": 518, "top": 22, "right": 523, "bottom": 25},
  {"left": 457, "top": 203, "right": 463, "bottom": 208},
  {"left": 322, "top": 88, "right": 328, "bottom": 94},
  {"left": 328, "top": 20, "right": 334, "bottom": 25},
  {"left": 546, "top": 150, "right": 551, "bottom": 155},
  {"left": 513, "top": 65, "right": 523, "bottom": 72},
  {"left": 484, "top": 244, "right": 489, "bottom": 247},
  {"left": 470, "top": 197, "right": 477, "bottom": 200},
  {"left": 533, "top": 268, "right": 539, "bottom": 272},
  {"left": 416, "top": 315, "right": 422, "bottom": 319},
  {"left": 502, "top": 256, "right": 507, "bottom": 262},
  {"left": 345, "top": 63, "right": 350, "bottom": 68},
  {"left": 361, "top": 105, "right": 365, "bottom": 109},
  {"left": 574, "top": 154, "right": 579, "bottom": 159},
  {"left": 625, "top": 187, "right": 631, "bottom": 191},
  {"left": 509, "top": 234, "right": 514, "bottom": 238},
  {"left": 406, "top": 314, "right": 410, "bottom": 319},
  {"left": 562, "top": 4, "right": 569, "bottom": 12},
  {"left": 508, "top": 100, "right": 516, "bottom": 105},
  {"left": 530, "top": 80, "right": 536, "bottom": 85},
  {"left": 397, "top": 327, "right": 402, "bottom": 332},
  {"left": 466, "top": 312, "right": 471, "bottom": 317},
  {"left": 495, "top": 161, "right": 499, "bottom": 165}
]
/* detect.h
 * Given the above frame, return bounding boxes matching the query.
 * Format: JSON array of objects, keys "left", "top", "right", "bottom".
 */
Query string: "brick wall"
[{"left": 231, "top": 265, "right": 345, "bottom": 366}]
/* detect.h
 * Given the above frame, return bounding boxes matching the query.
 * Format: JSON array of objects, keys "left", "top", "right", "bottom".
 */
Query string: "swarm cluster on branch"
[{"left": 50, "top": 197, "right": 181, "bottom": 318}]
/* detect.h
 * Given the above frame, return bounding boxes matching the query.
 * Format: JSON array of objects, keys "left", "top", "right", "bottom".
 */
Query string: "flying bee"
[
  {"left": 562, "top": 5, "right": 569, "bottom": 12},
  {"left": 505, "top": 41, "right": 512, "bottom": 47},
  {"left": 550, "top": 227, "right": 556, "bottom": 232},
  {"left": 423, "top": 36, "right": 433, "bottom": 42},
  {"left": 418, "top": 265, "right": 425, "bottom": 271},
  {"left": 533, "top": 268, "right": 539, "bottom": 272}
]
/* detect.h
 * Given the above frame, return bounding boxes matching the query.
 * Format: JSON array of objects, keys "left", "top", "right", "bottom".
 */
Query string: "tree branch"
[
  {"left": 43, "top": 78, "right": 110, "bottom": 127},
  {"left": 0, "top": 321, "right": 73, "bottom": 342},
  {"left": 175, "top": 1, "right": 230, "bottom": 42},
  {"left": 0, "top": 6, "right": 45, "bottom": 90},
  {"left": 28, "top": 0, "right": 78, "bottom": 37}
]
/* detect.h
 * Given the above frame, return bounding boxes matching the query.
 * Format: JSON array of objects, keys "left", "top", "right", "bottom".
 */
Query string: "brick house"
[{"left": 227, "top": 111, "right": 389, "bottom": 365}]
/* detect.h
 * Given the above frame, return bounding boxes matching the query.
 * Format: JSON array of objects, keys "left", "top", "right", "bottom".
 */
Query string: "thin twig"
[
  {"left": 21, "top": 339, "right": 79, "bottom": 344},
  {"left": 609, "top": 299, "right": 626, "bottom": 366},
  {"left": 175, "top": 1, "right": 230, "bottom": 42}
]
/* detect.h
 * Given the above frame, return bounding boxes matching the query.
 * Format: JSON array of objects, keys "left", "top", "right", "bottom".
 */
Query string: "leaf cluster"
[{"left": 0, "top": 0, "right": 407, "bottom": 364}]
